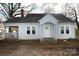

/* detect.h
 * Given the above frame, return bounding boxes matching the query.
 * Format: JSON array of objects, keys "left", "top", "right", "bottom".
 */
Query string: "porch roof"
[{"left": 5, "top": 14, "right": 75, "bottom": 23}]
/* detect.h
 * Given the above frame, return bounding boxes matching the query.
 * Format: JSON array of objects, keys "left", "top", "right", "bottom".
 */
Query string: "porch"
[
  {"left": 40, "top": 22, "right": 58, "bottom": 41},
  {"left": 39, "top": 18, "right": 58, "bottom": 40},
  {"left": 5, "top": 26, "right": 18, "bottom": 39}
]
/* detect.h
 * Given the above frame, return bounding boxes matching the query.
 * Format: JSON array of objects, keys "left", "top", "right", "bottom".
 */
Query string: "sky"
[
  {"left": 19, "top": 3, "right": 79, "bottom": 21},
  {"left": 0, "top": 3, "right": 79, "bottom": 21},
  {"left": 21, "top": 3, "right": 63, "bottom": 13}
]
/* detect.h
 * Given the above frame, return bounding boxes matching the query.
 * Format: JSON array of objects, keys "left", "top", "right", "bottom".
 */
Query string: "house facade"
[{"left": 4, "top": 14, "right": 75, "bottom": 40}]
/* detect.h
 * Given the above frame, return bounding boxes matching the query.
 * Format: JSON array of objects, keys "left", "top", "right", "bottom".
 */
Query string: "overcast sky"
[
  {"left": 0, "top": 3, "right": 79, "bottom": 21},
  {"left": 21, "top": 3, "right": 63, "bottom": 13}
]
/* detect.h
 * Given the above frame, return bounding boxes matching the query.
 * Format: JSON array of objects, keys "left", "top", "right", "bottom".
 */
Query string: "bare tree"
[
  {"left": 0, "top": 3, "right": 21, "bottom": 20},
  {"left": 0, "top": 17, "right": 5, "bottom": 40},
  {"left": 62, "top": 3, "right": 79, "bottom": 30},
  {"left": 41, "top": 3, "right": 57, "bottom": 13},
  {"left": 0, "top": 3, "right": 37, "bottom": 20},
  {"left": 25, "top": 3, "right": 37, "bottom": 13}
]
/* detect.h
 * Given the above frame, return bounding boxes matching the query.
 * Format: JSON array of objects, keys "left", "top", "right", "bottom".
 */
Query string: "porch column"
[
  {"left": 40, "top": 24, "right": 43, "bottom": 41},
  {"left": 5, "top": 26, "right": 9, "bottom": 33},
  {"left": 40, "top": 24, "right": 42, "bottom": 40},
  {"left": 54, "top": 24, "right": 57, "bottom": 40},
  {"left": 55, "top": 24, "right": 58, "bottom": 40},
  {"left": 41, "top": 24, "right": 44, "bottom": 41}
]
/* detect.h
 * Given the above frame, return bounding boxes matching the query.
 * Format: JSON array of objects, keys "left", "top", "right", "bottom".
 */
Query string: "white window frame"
[
  {"left": 26, "top": 25, "right": 37, "bottom": 35},
  {"left": 60, "top": 25, "right": 70, "bottom": 35},
  {"left": 60, "top": 26, "right": 64, "bottom": 34},
  {"left": 26, "top": 26, "right": 30, "bottom": 35},
  {"left": 65, "top": 26, "right": 70, "bottom": 35},
  {"left": 31, "top": 26, "right": 37, "bottom": 35}
]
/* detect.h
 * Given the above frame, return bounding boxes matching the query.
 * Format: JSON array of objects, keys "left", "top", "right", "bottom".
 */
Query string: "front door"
[{"left": 44, "top": 25, "right": 51, "bottom": 37}]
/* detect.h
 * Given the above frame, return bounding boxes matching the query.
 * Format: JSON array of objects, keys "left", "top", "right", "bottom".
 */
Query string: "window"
[
  {"left": 61, "top": 26, "right": 64, "bottom": 34},
  {"left": 9, "top": 26, "right": 18, "bottom": 33},
  {"left": 60, "top": 26, "right": 70, "bottom": 35},
  {"left": 66, "top": 26, "right": 70, "bottom": 34},
  {"left": 26, "top": 26, "right": 36, "bottom": 35},
  {"left": 32, "top": 26, "right": 36, "bottom": 34},
  {"left": 27, "top": 26, "right": 30, "bottom": 34}
]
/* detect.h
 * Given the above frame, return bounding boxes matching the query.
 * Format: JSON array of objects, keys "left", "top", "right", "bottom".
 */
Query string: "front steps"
[{"left": 40, "top": 38, "right": 57, "bottom": 43}]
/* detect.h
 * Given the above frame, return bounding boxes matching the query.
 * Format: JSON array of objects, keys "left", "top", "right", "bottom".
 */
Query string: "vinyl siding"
[
  {"left": 57, "top": 23, "right": 75, "bottom": 39},
  {"left": 5, "top": 23, "right": 40, "bottom": 40}
]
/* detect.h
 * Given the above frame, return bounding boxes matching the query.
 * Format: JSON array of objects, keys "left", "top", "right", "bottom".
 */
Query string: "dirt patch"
[{"left": 0, "top": 39, "right": 79, "bottom": 56}]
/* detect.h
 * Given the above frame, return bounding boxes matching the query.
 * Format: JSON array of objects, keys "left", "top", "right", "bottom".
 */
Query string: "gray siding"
[
  {"left": 4, "top": 14, "right": 75, "bottom": 40},
  {"left": 5, "top": 22, "right": 75, "bottom": 39},
  {"left": 5, "top": 23, "right": 41, "bottom": 40},
  {"left": 57, "top": 23, "right": 75, "bottom": 39},
  {"left": 19, "top": 23, "right": 40, "bottom": 40}
]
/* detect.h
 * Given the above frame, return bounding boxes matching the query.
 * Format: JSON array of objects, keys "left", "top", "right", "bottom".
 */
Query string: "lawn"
[{"left": 0, "top": 39, "right": 79, "bottom": 56}]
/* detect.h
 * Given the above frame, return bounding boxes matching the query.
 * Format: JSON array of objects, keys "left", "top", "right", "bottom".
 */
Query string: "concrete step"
[{"left": 42, "top": 38, "right": 57, "bottom": 43}]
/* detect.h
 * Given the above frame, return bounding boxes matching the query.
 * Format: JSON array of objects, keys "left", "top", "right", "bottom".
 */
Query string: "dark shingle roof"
[
  {"left": 5, "top": 14, "right": 75, "bottom": 23},
  {"left": 52, "top": 14, "right": 75, "bottom": 22}
]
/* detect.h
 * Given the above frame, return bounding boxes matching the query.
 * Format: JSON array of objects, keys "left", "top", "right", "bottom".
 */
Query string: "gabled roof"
[
  {"left": 52, "top": 14, "right": 75, "bottom": 22},
  {"left": 5, "top": 14, "right": 75, "bottom": 23}
]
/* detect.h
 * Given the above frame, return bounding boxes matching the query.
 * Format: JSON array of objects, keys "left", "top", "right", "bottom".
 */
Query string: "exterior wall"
[
  {"left": 39, "top": 14, "right": 75, "bottom": 39},
  {"left": 39, "top": 14, "right": 59, "bottom": 39},
  {"left": 4, "top": 14, "right": 75, "bottom": 40},
  {"left": 5, "top": 22, "right": 75, "bottom": 40},
  {"left": 5, "top": 23, "right": 40, "bottom": 40},
  {"left": 56, "top": 22, "right": 75, "bottom": 39}
]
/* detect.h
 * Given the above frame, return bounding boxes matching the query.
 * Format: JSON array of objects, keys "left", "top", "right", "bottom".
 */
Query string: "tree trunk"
[
  {"left": 75, "top": 17, "right": 79, "bottom": 30},
  {"left": 74, "top": 10, "right": 79, "bottom": 30}
]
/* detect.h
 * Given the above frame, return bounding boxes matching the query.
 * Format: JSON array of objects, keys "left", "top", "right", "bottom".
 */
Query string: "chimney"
[{"left": 21, "top": 9, "right": 24, "bottom": 17}]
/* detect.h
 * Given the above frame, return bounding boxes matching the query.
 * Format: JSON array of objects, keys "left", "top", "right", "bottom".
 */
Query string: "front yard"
[{"left": 0, "top": 39, "right": 79, "bottom": 56}]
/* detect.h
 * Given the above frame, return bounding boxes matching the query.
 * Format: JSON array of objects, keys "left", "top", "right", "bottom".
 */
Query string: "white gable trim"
[{"left": 39, "top": 14, "right": 59, "bottom": 24}]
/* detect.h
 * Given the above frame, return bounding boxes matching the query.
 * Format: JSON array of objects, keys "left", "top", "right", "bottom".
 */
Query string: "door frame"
[{"left": 43, "top": 25, "right": 51, "bottom": 38}]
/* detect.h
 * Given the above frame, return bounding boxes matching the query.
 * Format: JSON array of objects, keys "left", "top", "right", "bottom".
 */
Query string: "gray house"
[{"left": 4, "top": 14, "right": 75, "bottom": 40}]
